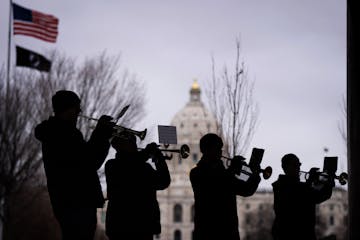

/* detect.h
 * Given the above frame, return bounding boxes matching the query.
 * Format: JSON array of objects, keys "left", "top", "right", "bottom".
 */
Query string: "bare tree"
[
  {"left": 33, "top": 51, "right": 146, "bottom": 138},
  {"left": 204, "top": 39, "right": 259, "bottom": 157},
  {"left": 0, "top": 67, "right": 46, "bottom": 240},
  {"left": 0, "top": 51, "right": 146, "bottom": 240}
]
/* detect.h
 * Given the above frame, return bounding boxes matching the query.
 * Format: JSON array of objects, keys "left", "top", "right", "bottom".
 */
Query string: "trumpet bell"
[
  {"left": 179, "top": 144, "right": 190, "bottom": 159},
  {"left": 262, "top": 166, "right": 272, "bottom": 179},
  {"left": 113, "top": 126, "right": 147, "bottom": 141},
  {"left": 138, "top": 128, "right": 147, "bottom": 141},
  {"left": 338, "top": 172, "right": 348, "bottom": 185}
]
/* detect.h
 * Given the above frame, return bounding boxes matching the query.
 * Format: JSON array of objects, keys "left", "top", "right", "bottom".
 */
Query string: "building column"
[{"left": 347, "top": 1, "right": 360, "bottom": 239}]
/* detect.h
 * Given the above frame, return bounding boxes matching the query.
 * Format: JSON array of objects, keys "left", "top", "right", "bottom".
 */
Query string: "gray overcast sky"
[{"left": 0, "top": 0, "right": 347, "bottom": 188}]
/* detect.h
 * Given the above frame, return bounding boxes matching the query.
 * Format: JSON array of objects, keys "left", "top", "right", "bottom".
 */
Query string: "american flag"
[{"left": 13, "top": 3, "right": 59, "bottom": 43}]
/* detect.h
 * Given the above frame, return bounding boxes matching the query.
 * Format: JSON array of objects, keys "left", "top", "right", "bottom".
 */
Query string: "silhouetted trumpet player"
[
  {"left": 105, "top": 132, "right": 171, "bottom": 240},
  {"left": 35, "top": 90, "right": 114, "bottom": 240},
  {"left": 190, "top": 133, "right": 261, "bottom": 240},
  {"left": 272, "top": 153, "right": 335, "bottom": 240}
]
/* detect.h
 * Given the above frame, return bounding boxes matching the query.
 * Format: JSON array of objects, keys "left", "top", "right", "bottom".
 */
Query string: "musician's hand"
[
  {"left": 249, "top": 162, "right": 261, "bottom": 175},
  {"left": 98, "top": 115, "right": 113, "bottom": 123},
  {"left": 307, "top": 167, "right": 320, "bottom": 183},
  {"left": 95, "top": 115, "right": 114, "bottom": 139},
  {"left": 144, "top": 142, "right": 160, "bottom": 155},
  {"left": 233, "top": 155, "right": 245, "bottom": 163},
  {"left": 228, "top": 155, "right": 245, "bottom": 174},
  {"left": 144, "top": 142, "right": 165, "bottom": 161}
]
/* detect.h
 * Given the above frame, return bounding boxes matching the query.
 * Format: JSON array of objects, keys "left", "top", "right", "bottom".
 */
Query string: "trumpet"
[
  {"left": 80, "top": 115, "right": 147, "bottom": 140},
  {"left": 140, "top": 144, "right": 190, "bottom": 159},
  {"left": 300, "top": 170, "right": 348, "bottom": 185},
  {"left": 259, "top": 166, "right": 273, "bottom": 179},
  {"left": 113, "top": 125, "right": 147, "bottom": 141},
  {"left": 160, "top": 144, "right": 190, "bottom": 159},
  {"left": 221, "top": 155, "right": 273, "bottom": 180}
]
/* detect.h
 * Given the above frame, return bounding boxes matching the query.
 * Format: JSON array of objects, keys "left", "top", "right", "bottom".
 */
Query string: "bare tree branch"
[
  {"left": 205, "top": 39, "right": 259, "bottom": 157},
  {"left": 338, "top": 95, "right": 347, "bottom": 148}
]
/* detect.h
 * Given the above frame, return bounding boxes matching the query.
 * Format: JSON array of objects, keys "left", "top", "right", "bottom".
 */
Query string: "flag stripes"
[
  {"left": 13, "top": 3, "right": 59, "bottom": 43},
  {"left": 13, "top": 23, "right": 58, "bottom": 42}
]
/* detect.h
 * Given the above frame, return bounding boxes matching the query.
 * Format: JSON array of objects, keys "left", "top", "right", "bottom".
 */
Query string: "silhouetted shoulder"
[
  {"left": 105, "top": 159, "right": 115, "bottom": 167},
  {"left": 189, "top": 165, "right": 201, "bottom": 179},
  {"left": 34, "top": 117, "right": 58, "bottom": 142}
]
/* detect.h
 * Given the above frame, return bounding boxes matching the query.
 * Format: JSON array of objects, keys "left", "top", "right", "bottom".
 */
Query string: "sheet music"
[{"left": 158, "top": 125, "right": 177, "bottom": 144}]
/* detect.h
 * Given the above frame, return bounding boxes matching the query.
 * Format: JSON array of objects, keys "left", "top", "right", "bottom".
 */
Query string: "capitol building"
[
  {"left": 97, "top": 81, "right": 348, "bottom": 240},
  {"left": 156, "top": 80, "right": 217, "bottom": 240}
]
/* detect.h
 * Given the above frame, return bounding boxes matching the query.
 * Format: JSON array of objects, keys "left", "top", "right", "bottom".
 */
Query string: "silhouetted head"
[
  {"left": 281, "top": 153, "right": 301, "bottom": 177},
  {"left": 111, "top": 131, "right": 137, "bottom": 154},
  {"left": 199, "top": 133, "right": 223, "bottom": 161},
  {"left": 52, "top": 90, "right": 81, "bottom": 114},
  {"left": 52, "top": 90, "right": 81, "bottom": 124}
]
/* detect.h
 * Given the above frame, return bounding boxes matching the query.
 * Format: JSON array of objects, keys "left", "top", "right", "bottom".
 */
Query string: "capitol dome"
[{"left": 170, "top": 80, "right": 217, "bottom": 169}]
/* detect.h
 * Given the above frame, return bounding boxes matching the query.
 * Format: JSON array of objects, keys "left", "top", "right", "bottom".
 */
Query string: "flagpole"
[{"left": 6, "top": 0, "right": 13, "bottom": 97}]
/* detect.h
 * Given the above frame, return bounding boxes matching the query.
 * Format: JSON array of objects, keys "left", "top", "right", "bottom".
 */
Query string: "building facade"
[{"left": 97, "top": 81, "right": 348, "bottom": 240}]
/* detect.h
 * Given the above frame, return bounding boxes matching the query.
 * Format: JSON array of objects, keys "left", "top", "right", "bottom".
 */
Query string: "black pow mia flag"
[{"left": 16, "top": 46, "right": 51, "bottom": 72}]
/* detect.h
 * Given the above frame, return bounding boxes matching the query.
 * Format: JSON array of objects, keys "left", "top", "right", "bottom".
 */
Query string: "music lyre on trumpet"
[
  {"left": 222, "top": 155, "right": 273, "bottom": 180},
  {"left": 299, "top": 156, "right": 349, "bottom": 185},
  {"left": 222, "top": 148, "right": 273, "bottom": 180},
  {"left": 152, "top": 125, "right": 190, "bottom": 160},
  {"left": 79, "top": 115, "right": 147, "bottom": 140}
]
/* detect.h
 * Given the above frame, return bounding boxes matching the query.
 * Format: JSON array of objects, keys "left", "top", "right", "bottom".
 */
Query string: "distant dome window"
[
  {"left": 180, "top": 123, "right": 184, "bottom": 128},
  {"left": 174, "top": 230, "right": 182, "bottom": 240},
  {"left": 174, "top": 204, "right": 183, "bottom": 222},
  {"left": 246, "top": 214, "right": 251, "bottom": 225},
  {"left": 191, "top": 94, "right": 199, "bottom": 101},
  {"left": 194, "top": 123, "right": 198, "bottom": 128},
  {"left": 192, "top": 153, "right": 198, "bottom": 163}
]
